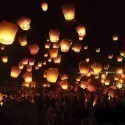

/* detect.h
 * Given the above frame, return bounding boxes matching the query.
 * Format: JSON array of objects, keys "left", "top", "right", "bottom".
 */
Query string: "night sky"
[{"left": 0, "top": 0, "right": 125, "bottom": 82}]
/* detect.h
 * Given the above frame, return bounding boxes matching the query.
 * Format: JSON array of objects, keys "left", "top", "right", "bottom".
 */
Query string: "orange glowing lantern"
[
  {"left": 53, "top": 42, "right": 60, "bottom": 48},
  {"left": 17, "top": 17, "right": 31, "bottom": 31},
  {"left": 30, "top": 81, "right": 36, "bottom": 88},
  {"left": 42, "top": 82, "right": 50, "bottom": 88},
  {"left": 26, "top": 65, "right": 32, "bottom": 72},
  {"left": 0, "top": 21, "right": 18, "bottom": 45},
  {"left": 84, "top": 45, "right": 88, "bottom": 50},
  {"left": 23, "top": 72, "right": 32, "bottom": 83},
  {"left": 41, "top": 2, "right": 48, "bottom": 11},
  {"left": 29, "top": 44, "right": 39, "bottom": 55},
  {"left": 117, "top": 56, "right": 122, "bottom": 62},
  {"left": 53, "top": 54, "right": 61, "bottom": 64},
  {"left": 92, "top": 62, "right": 102, "bottom": 74},
  {"left": 29, "top": 58, "right": 35, "bottom": 66},
  {"left": 60, "top": 81, "right": 68, "bottom": 90},
  {"left": 116, "top": 67, "right": 123, "bottom": 75},
  {"left": 22, "top": 58, "right": 28, "bottom": 65},
  {"left": 62, "top": 3, "right": 75, "bottom": 21},
  {"left": 48, "top": 57, "right": 52, "bottom": 62},
  {"left": 112, "top": 35, "right": 118, "bottom": 41},
  {"left": 76, "top": 25, "right": 86, "bottom": 40},
  {"left": 85, "top": 57, "right": 90, "bottom": 63},
  {"left": 79, "top": 61, "right": 89, "bottom": 75},
  {"left": 80, "top": 81, "right": 87, "bottom": 89},
  {"left": 49, "top": 48, "right": 58, "bottom": 58},
  {"left": 18, "top": 62, "right": 24, "bottom": 69},
  {"left": 11, "top": 66, "right": 21, "bottom": 78},
  {"left": 38, "top": 62, "right": 42, "bottom": 67},
  {"left": 18, "top": 36, "right": 27, "bottom": 46},
  {"left": 60, "top": 73, "right": 68, "bottom": 80},
  {"left": 2, "top": 56, "right": 8, "bottom": 63},
  {"left": 46, "top": 68, "right": 59, "bottom": 83},
  {"left": 22, "top": 82, "right": 30, "bottom": 87},
  {"left": 108, "top": 54, "right": 113, "bottom": 59},
  {"left": 49, "top": 29, "right": 60, "bottom": 42},
  {"left": 35, "top": 65, "right": 39, "bottom": 70},
  {"left": 45, "top": 42, "right": 51, "bottom": 49},
  {"left": 72, "top": 43, "right": 82, "bottom": 53},
  {"left": 104, "top": 78, "right": 110, "bottom": 86},
  {"left": 96, "top": 48, "right": 100, "bottom": 53}
]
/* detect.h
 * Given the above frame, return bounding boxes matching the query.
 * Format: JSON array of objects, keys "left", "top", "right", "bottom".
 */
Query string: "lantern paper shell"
[
  {"left": 60, "top": 73, "right": 68, "bottom": 80},
  {"left": 116, "top": 68, "right": 123, "bottom": 75},
  {"left": 30, "top": 81, "right": 36, "bottom": 88},
  {"left": 96, "top": 48, "right": 100, "bottom": 53},
  {"left": 112, "top": 35, "right": 118, "bottom": 41},
  {"left": 60, "top": 81, "right": 68, "bottom": 90},
  {"left": 46, "top": 68, "right": 59, "bottom": 83},
  {"left": 18, "top": 62, "right": 24, "bottom": 69},
  {"left": 105, "top": 79, "right": 110, "bottom": 86},
  {"left": 18, "top": 36, "right": 27, "bottom": 46},
  {"left": 45, "top": 42, "right": 51, "bottom": 49},
  {"left": 41, "top": 2, "right": 48, "bottom": 11},
  {"left": 91, "top": 63, "right": 102, "bottom": 74},
  {"left": 29, "top": 44, "right": 39, "bottom": 55},
  {"left": 108, "top": 54, "right": 113, "bottom": 59},
  {"left": 62, "top": 3, "right": 75, "bottom": 21},
  {"left": 79, "top": 61, "right": 89, "bottom": 75},
  {"left": 117, "top": 56, "right": 123, "bottom": 62},
  {"left": 72, "top": 43, "right": 82, "bottom": 53},
  {"left": 49, "top": 48, "right": 58, "bottom": 58},
  {"left": 22, "top": 82, "right": 30, "bottom": 87},
  {"left": 17, "top": 17, "right": 31, "bottom": 31},
  {"left": 35, "top": 65, "right": 39, "bottom": 70},
  {"left": 26, "top": 65, "right": 32, "bottom": 72},
  {"left": 0, "top": 21, "right": 18, "bottom": 45},
  {"left": 80, "top": 81, "right": 87, "bottom": 89},
  {"left": 22, "top": 58, "right": 28, "bottom": 65},
  {"left": 49, "top": 29, "right": 60, "bottom": 42},
  {"left": 11, "top": 66, "right": 21, "bottom": 78},
  {"left": 2, "top": 56, "right": 8, "bottom": 63},
  {"left": 29, "top": 58, "right": 35, "bottom": 66},
  {"left": 61, "top": 39, "right": 72, "bottom": 52},
  {"left": 53, "top": 42, "right": 60, "bottom": 48},
  {"left": 53, "top": 54, "right": 61, "bottom": 64},
  {"left": 23, "top": 72, "right": 32, "bottom": 83},
  {"left": 76, "top": 25, "right": 86, "bottom": 40}
]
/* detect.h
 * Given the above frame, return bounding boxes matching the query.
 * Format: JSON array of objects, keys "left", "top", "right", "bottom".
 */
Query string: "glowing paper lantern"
[
  {"left": 108, "top": 54, "right": 113, "bottom": 59},
  {"left": 23, "top": 72, "right": 32, "bottom": 83},
  {"left": 85, "top": 57, "right": 90, "bottom": 62},
  {"left": 29, "top": 58, "right": 35, "bottom": 66},
  {"left": 10, "top": 66, "right": 21, "bottom": 78},
  {"left": 44, "top": 53, "right": 48, "bottom": 57},
  {"left": 62, "top": 3, "right": 75, "bottom": 21},
  {"left": 112, "top": 35, "right": 118, "bottom": 41},
  {"left": 41, "top": 2, "right": 48, "bottom": 11},
  {"left": 43, "top": 61, "right": 46, "bottom": 65},
  {"left": 60, "top": 73, "right": 68, "bottom": 80},
  {"left": 104, "top": 64, "right": 109, "bottom": 70},
  {"left": 116, "top": 67, "right": 123, "bottom": 75},
  {"left": 30, "top": 81, "right": 36, "bottom": 88},
  {"left": 76, "top": 25, "right": 86, "bottom": 40},
  {"left": 49, "top": 29, "right": 60, "bottom": 42},
  {"left": 17, "top": 17, "right": 31, "bottom": 31},
  {"left": 84, "top": 46, "right": 88, "bottom": 50},
  {"left": 26, "top": 65, "right": 32, "bottom": 72},
  {"left": 22, "top": 82, "right": 30, "bottom": 87},
  {"left": 2, "top": 56, "right": 8, "bottom": 63},
  {"left": 116, "top": 82, "right": 122, "bottom": 89},
  {"left": 60, "top": 39, "right": 72, "bottom": 52},
  {"left": 18, "top": 36, "right": 27, "bottom": 46},
  {"left": 45, "top": 42, "right": 51, "bottom": 49},
  {"left": 91, "top": 62, "right": 102, "bottom": 74},
  {"left": 80, "top": 81, "right": 87, "bottom": 89},
  {"left": 96, "top": 48, "right": 100, "bottom": 53},
  {"left": 49, "top": 48, "right": 58, "bottom": 58},
  {"left": 104, "top": 79, "right": 110, "bottom": 86},
  {"left": 53, "top": 54, "right": 61, "bottom": 64},
  {"left": 53, "top": 42, "right": 60, "bottom": 48},
  {"left": 117, "top": 56, "right": 122, "bottom": 62},
  {"left": 29, "top": 44, "right": 39, "bottom": 55},
  {"left": 48, "top": 57, "right": 52, "bottom": 62},
  {"left": 22, "top": 58, "right": 28, "bottom": 65},
  {"left": 0, "top": 21, "right": 18, "bottom": 45},
  {"left": 46, "top": 68, "right": 59, "bottom": 83},
  {"left": 60, "top": 81, "right": 68, "bottom": 90},
  {"left": 35, "top": 65, "right": 39, "bottom": 70},
  {"left": 114, "top": 74, "right": 119, "bottom": 81},
  {"left": 38, "top": 62, "right": 42, "bottom": 67},
  {"left": 120, "top": 50, "right": 125, "bottom": 56},
  {"left": 79, "top": 61, "right": 89, "bottom": 75},
  {"left": 18, "top": 62, "right": 24, "bottom": 69},
  {"left": 72, "top": 43, "right": 82, "bottom": 53},
  {"left": 42, "top": 82, "right": 50, "bottom": 88}
]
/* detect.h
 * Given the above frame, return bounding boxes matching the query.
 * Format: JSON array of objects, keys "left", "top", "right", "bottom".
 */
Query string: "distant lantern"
[
  {"left": 108, "top": 54, "right": 113, "bottom": 59},
  {"left": 112, "top": 35, "right": 118, "bottom": 41},
  {"left": 119, "top": 78, "right": 124, "bottom": 83},
  {"left": 30, "top": 81, "right": 36, "bottom": 88},
  {"left": 49, "top": 48, "right": 58, "bottom": 58},
  {"left": 116, "top": 82, "right": 122, "bottom": 89},
  {"left": 29, "top": 58, "right": 35, "bottom": 66},
  {"left": 120, "top": 50, "right": 125, "bottom": 57},
  {"left": 42, "top": 82, "right": 50, "bottom": 88},
  {"left": 17, "top": 17, "right": 31, "bottom": 31},
  {"left": 101, "top": 78, "right": 105, "bottom": 84},
  {"left": 22, "top": 58, "right": 28, "bottom": 65},
  {"left": 49, "top": 29, "right": 60, "bottom": 42},
  {"left": 60, "top": 39, "right": 72, "bottom": 52},
  {"left": 10, "top": 66, "right": 21, "bottom": 78},
  {"left": 62, "top": 3, "right": 75, "bottom": 21},
  {"left": 80, "top": 81, "right": 87, "bottom": 89},
  {"left": 96, "top": 48, "right": 100, "bottom": 53},
  {"left": 101, "top": 73, "right": 106, "bottom": 79},
  {"left": 85, "top": 57, "right": 90, "bottom": 62},
  {"left": 104, "top": 78, "right": 110, "bottom": 86},
  {"left": 53, "top": 54, "right": 61, "bottom": 64},
  {"left": 60, "top": 73, "right": 68, "bottom": 80},
  {"left": 18, "top": 62, "right": 24, "bottom": 69},
  {"left": 46, "top": 68, "right": 59, "bottom": 83},
  {"left": 60, "top": 81, "right": 68, "bottom": 90},
  {"left": 116, "top": 67, "right": 123, "bottom": 75},
  {"left": 26, "top": 65, "right": 32, "bottom": 72},
  {"left": 35, "top": 65, "right": 39, "bottom": 70},
  {"left": 79, "top": 61, "right": 89, "bottom": 75},
  {"left": 43, "top": 61, "right": 47, "bottom": 65},
  {"left": 104, "top": 64, "right": 109, "bottom": 70},
  {"left": 0, "top": 45, "right": 4, "bottom": 50},
  {"left": 29, "top": 44, "right": 39, "bottom": 55},
  {"left": 114, "top": 74, "right": 119, "bottom": 81},
  {"left": 72, "top": 43, "right": 82, "bottom": 53},
  {"left": 18, "top": 36, "right": 27, "bottom": 46},
  {"left": 41, "top": 2, "right": 48, "bottom": 11},
  {"left": 117, "top": 56, "right": 122, "bottom": 62},
  {"left": 22, "top": 82, "right": 30, "bottom": 88},
  {"left": 84, "top": 45, "right": 88, "bottom": 50},
  {"left": 76, "top": 25, "right": 86, "bottom": 40},
  {"left": 48, "top": 57, "right": 52, "bottom": 62},
  {"left": 2, "top": 56, "right": 8, "bottom": 63},
  {"left": 0, "top": 21, "right": 18, "bottom": 45},
  {"left": 91, "top": 62, "right": 102, "bottom": 75},
  {"left": 53, "top": 42, "right": 60, "bottom": 48},
  {"left": 23, "top": 72, "right": 32, "bottom": 83},
  {"left": 38, "top": 62, "right": 42, "bottom": 67},
  {"left": 44, "top": 53, "right": 49, "bottom": 57},
  {"left": 45, "top": 42, "right": 51, "bottom": 49}
]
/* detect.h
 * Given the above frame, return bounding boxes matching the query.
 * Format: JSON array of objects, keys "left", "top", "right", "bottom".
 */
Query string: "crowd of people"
[{"left": 0, "top": 86, "right": 124, "bottom": 125}]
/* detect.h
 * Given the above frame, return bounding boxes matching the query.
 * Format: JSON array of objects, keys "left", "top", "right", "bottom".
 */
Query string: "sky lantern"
[
  {"left": 60, "top": 81, "right": 68, "bottom": 90},
  {"left": 44, "top": 53, "right": 49, "bottom": 57},
  {"left": 62, "top": 3, "right": 75, "bottom": 21},
  {"left": 53, "top": 54, "right": 61, "bottom": 64},
  {"left": 18, "top": 36, "right": 27, "bottom": 46},
  {"left": 10, "top": 66, "right": 21, "bottom": 78},
  {"left": 26, "top": 65, "right": 32, "bottom": 72},
  {"left": 116, "top": 67, "right": 123, "bottom": 75},
  {"left": 101, "top": 73, "right": 106, "bottom": 79},
  {"left": 18, "top": 62, "right": 24, "bottom": 69},
  {"left": 29, "top": 58, "right": 35, "bottom": 66},
  {"left": 53, "top": 42, "right": 60, "bottom": 48},
  {"left": 45, "top": 42, "right": 51, "bottom": 49},
  {"left": 17, "top": 17, "right": 31, "bottom": 31},
  {"left": 108, "top": 54, "right": 113, "bottom": 59},
  {"left": 104, "top": 78, "right": 110, "bottom": 86},
  {"left": 46, "top": 68, "right": 59, "bottom": 83},
  {"left": 22, "top": 58, "right": 28, "bottom": 65},
  {"left": 43, "top": 61, "right": 47, "bottom": 65},
  {"left": 29, "top": 44, "right": 39, "bottom": 55},
  {"left": 80, "top": 81, "right": 87, "bottom": 89},
  {"left": 92, "top": 62, "right": 102, "bottom": 74},
  {"left": 48, "top": 57, "right": 52, "bottom": 62},
  {"left": 96, "top": 48, "right": 100, "bottom": 53},
  {"left": 22, "top": 82, "right": 30, "bottom": 88},
  {"left": 112, "top": 35, "right": 118, "bottom": 41},
  {"left": 42, "top": 82, "right": 50, "bottom": 88},
  {"left": 38, "top": 62, "right": 42, "bottom": 67},
  {"left": 101, "top": 78, "right": 105, "bottom": 84},
  {"left": 72, "top": 43, "right": 82, "bottom": 53},
  {"left": 35, "top": 65, "right": 39, "bottom": 70},
  {"left": 49, "top": 29, "right": 60, "bottom": 42},
  {"left": 0, "top": 21, "right": 18, "bottom": 45},
  {"left": 76, "top": 25, "right": 86, "bottom": 40},
  {"left": 0, "top": 45, "right": 4, "bottom": 50},
  {"left": 104, "top": 64, "right": 109, "bottom": 70},
  {"left": 49, "top": 48, "right": 58, "bottom": 58},
  {"left": 114, "top": 74, "right": 119, "bottom": 81},
  {"left": 120, "top": 50, "right": 125, "bottom": 56},
  {"left": 119, "top": 78, "right": 124, "bottom": 83},
  {"left": 60, "top": 73, "right": 68, "bottom": 80},
  {"left": 117, "top": 55, "right": 122, "bottom": 62},
  {"left": 41, "top": 2, "right": 48, "bottom": 11},
  {"left": 87, "top": 79, "right": 97, "bottom": 92},
  {"left": 79, "top": 61, "right": 89, "bottom": 75},
  {"left": 85, "top": 57, "right": 90, "bottom": 62},
  {"left": 116, "top": 82, "right": 122, "bottom": 89},
  {"left": 30, "top": 81, "right": 36, "bottom": 88},
  {"left": 23, "top": 72, "right": 32, "bottom": 83},
  {"left": 60, "top": 39, "right": 72, "bottom": 52},
  {"left": 84, "top": 45, "right": 88, "bottom": 50},
  {"left": 2, "top": 56, "right": 8, "bottom": 63}
]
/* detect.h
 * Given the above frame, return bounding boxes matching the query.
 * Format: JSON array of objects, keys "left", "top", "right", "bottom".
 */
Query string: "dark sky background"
[{"left": 0, "top": 0, "right": 125, "bottom": 83}]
